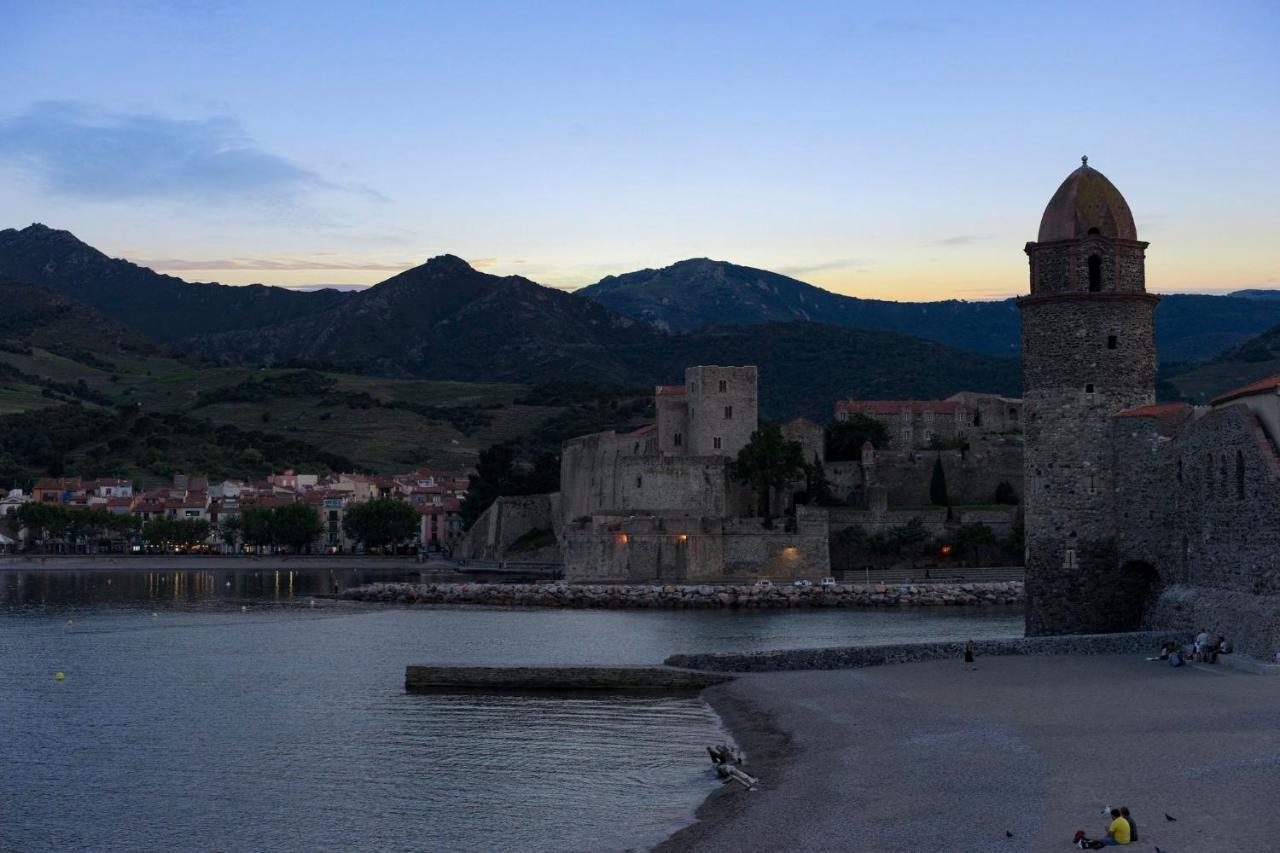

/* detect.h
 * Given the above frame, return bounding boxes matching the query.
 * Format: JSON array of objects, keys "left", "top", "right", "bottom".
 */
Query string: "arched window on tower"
[
  {"left": 1087, "top": 227, "right": 1101, "bottom": 236},
  {"left": 1087, "top": 255, "right": 1102, "bottom": 292},
  {"left": 1236, "top": 450, "right": 1245, "bottom": 500}
]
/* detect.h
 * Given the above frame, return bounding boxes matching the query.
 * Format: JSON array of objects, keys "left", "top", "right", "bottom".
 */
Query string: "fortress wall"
[
  {"left": 1114, "top": 404, "right": 1280, "bottom": 659},
  {"left": 461, "top": 493, "right": 562, "bottom": 561},
  {"left": 825, "top": 444, "right": 1023, "bottom": 508},
  {"left": 562, "top": 508, "right": 829, "bottom": 583}
]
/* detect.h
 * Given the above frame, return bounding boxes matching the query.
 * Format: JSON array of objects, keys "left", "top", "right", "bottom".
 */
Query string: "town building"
[{"left": 1021, "top": 157, "right": 1280, "bottom": 660}]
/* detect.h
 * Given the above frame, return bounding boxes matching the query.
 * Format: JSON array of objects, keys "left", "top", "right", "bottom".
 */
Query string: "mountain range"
[
  {"left": 580, "top": 257, "right": 1280, "bottom": 364},
  {"left": 2, "top": 223, "right": 1278, "bottom": 419}
]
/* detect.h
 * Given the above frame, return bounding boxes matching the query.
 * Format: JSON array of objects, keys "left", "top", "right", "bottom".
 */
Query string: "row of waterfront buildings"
[{"left": 0, "top": 469, "right": 470, "bottom": 553}]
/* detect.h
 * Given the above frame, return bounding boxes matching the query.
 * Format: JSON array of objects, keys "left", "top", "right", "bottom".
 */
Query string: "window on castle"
[
  {"left": 636, "top": 476, "right": 642, "bottom": 489},
  {"left": 673, "top": 432, "right": 682, "bottom": 447},
  {"left": 1088, "top": 474, "right": 1097, "bottom": 495},
  {"left": 713, "top": 436, "right": 722, "bottom": 450},
  {"left": 1064, "top": 548, "right": 1078, "bottom": 569},
  {"left": 718, "top": 380, "right": 727, "bottom": 392},
  {"left": 1088, "top": 255, "right": 1102, "bottom": 292},
  {"left": 1087, "top": 227, "right": 1101, "bottom": 235},
  {"left": 1107, "top": 335, "right": 1117, "bottom": 350},
  {"left": 1236, "top": 451, "right": 1245, "bottom": 500},
  {"left": 724, "top": 405, "right": 733, "bottom": 419},
  {"left": 974, "top": 410, "right": 982, "bottom": 427},
  {"left": 1177, "top": 457, "right": 1183, "bottom": 484},
  {"left": 1205, "top": 453, "right": 1214, "bottom": 500}
]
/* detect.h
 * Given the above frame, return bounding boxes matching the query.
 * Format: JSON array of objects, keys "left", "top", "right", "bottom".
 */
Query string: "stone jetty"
[
  {"left": 343, "top": 580, "right": 1023, "bottom": 609},
  {"left": 405, "top": 665, "right": 733, "bottom": 693}
]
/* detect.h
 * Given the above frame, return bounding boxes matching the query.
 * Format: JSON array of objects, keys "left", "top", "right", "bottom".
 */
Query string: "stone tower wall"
[
  {"left": 656, "top": 393, "right": 689, "bottom": 456},
  {"left": 1021, "top": 288, "right": 1158, "bottom": 635},
  {"left": 1028, "top": 236, "right": 1147, "bottom": 296},
  {"left": 685, "top": 365, "right": 758, "bottom": 458}
]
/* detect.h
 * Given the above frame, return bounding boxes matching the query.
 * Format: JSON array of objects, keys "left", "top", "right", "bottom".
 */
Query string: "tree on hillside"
[
  {"left": 272, "top": 502, "right": 324, "bottom": 553},
  {"left": 219, "top": 515, "right": 243, "bottom": 553},
  {"left": 730, "top": 423, "right": 807, "bottom": 523},
  {"left": 460, "top": 444, "right": 561, "bottom": 530},
  {"left": 343, "top": 498, "right": 420, "bottom": 553},
  {"left": 240, "top": 506, "right": 276, "bottom": 552},
  {"left": 17, "top": 502, "right": 70, "bottom": 550},
  {"left": 141, "top": 517, "right": 211, "bottom": 550},
  {"left": 825, "top": 414, "right": 891, "bottom": 460}
]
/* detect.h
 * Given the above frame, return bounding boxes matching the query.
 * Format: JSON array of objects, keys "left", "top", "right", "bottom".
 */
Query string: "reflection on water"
[
  {"left": 0, "top": 566, "right": 423, "bottom": 608},
  {"left": 0, "top": 569, "right": 1023, "bottom": 852}
]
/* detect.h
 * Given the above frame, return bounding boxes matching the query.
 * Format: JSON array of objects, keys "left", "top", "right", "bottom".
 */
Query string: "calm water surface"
[{"left": 1, "top": 568, "right": 1022, "bottom": 852}]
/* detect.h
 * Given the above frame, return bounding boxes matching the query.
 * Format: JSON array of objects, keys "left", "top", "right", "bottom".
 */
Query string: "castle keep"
[{"left": 1023, "top": 159, "right": 1280, "bottom": 659}]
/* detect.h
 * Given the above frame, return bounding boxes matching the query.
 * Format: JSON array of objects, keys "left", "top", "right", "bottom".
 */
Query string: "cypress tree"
[{"left": 930, "top": 457, "right": 950, "bottom": 509}]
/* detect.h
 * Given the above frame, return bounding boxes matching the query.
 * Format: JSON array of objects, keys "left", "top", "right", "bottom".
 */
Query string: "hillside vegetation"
[{"left": 1161, "top": 322, "right": 1280, "bottom": 404}]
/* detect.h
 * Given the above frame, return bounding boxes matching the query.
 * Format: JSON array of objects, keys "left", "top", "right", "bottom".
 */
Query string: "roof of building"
[
  {"left": 655, "top": 385, "right": 686, "bottom": 396},
  {"left": 1038, "top": 158, "right": 1138, "bottom": 242},
  {"left": 1211, "top": 373, "right": 1280, "bottom": 406},
  {"left": 835, "top": 399, "right": 963, "bottom": 416},
  {"left": 1116, "top": 403, "right": 1191, "bottom": 418}
]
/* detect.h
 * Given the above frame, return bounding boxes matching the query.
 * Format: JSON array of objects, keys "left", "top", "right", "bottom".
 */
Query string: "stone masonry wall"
[
  {"left": 1021, "top": 292, "right": 1158, "bottom": 636},
  {"left": 685, "top": 365, "right": 758, "bottom": 458}
]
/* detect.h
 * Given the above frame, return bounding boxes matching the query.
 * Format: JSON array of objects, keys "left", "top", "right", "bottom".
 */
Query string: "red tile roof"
[
  {"left": 655, "top": 385, "right": 686, "bottom": 396},
  {"left": 1116, "top": 403, "right": 1191, "bottom": 418},
  {"left": 835, "top": 400, "right": 963, "bottom": 416},
  {"left": 1211, "top": 373, "right": 1280, "bottom": 406}
]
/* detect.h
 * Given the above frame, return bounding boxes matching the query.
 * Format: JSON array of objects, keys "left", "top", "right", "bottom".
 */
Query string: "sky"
[{"left": 1, "top": 1, "right": 1277, "bottom": 300}]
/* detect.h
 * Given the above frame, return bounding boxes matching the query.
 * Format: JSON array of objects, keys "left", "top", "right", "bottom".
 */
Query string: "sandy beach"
[{"left": 660, "top": 655, "right": 1280, "bottom": 852}]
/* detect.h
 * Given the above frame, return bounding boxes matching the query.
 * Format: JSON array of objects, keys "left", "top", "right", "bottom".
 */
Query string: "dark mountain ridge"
[
  {"left": 0, "top": 224, "right": 349, "bottom": 343},
  {"left": 0, "top": 275, "right": 154, "bottom": 357},
  {"left": 577, "top": 257, "right": 1280, "bottom": 364},
  {"left": 185, "top": 256, "right": 1022, "bottom": 418}
]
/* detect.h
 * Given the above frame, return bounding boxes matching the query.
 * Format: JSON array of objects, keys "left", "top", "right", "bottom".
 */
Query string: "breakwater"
[
  {"left": 665, "top": 630, "right": 1185, "bottom": 672},
  {"left": 342, "top": 580, "right": 1023, "bottom": 609},
  {"left": 405, "top": 665, "right": 733, "bottom": 693}
]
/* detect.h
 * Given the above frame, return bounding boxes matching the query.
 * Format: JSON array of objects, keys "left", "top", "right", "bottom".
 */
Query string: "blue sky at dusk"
[{"left": 2, "top": 1, "right": 1277, "bottom": 299}]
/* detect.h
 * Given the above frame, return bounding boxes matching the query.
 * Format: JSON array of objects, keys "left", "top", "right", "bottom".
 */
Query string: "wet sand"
[{"left": 659, "top": 655, "right": 1280, "bottom": 852}]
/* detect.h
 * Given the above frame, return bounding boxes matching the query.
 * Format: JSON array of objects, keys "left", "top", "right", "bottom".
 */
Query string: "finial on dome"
[{"left": 1081, "top": 155, "right": 1089, "bottom": 168}]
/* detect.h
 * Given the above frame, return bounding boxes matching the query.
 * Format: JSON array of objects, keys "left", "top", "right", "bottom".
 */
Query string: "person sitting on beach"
[
  {"left": 1158, "top": 640, "right": 1176, "bottom": 661},
  {"left": 1075, "top": 809, "right": 1131, "bottom": 847},
  {"left": 1219, "top": 636, "right": 1233, "bottom": 654},
  {"left": 1119, "top": 807, "right": 1137, "bottom": 843}
]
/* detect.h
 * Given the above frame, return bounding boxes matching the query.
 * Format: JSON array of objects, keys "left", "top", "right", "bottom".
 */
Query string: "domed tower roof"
[{"left": 1037, "top": 157, "right": 1137, "bottom": 242}]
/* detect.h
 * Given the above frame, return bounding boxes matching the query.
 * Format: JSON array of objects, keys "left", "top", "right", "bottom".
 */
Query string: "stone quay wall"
[
  {"left": 342, "top": 579, "right": 1023, "bottom": 609},
  {"left": 665, "top": 630, "right": 1183, "bottom": 673}
]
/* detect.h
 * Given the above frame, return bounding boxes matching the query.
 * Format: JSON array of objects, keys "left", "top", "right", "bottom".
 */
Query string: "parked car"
[
  {"left": 820, "top": 577, "right": 837, "bottom": 588},
  {"left": 792, "top": 579, "right": 813, "bottom": 588},
  {"left": 753, "top": 579, "right": 773, "bottom": 589}
]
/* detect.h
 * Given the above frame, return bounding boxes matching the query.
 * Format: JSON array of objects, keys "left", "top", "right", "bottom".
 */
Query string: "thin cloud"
[
  {"left": 0, "top": 101, "right": 381, "bottom": 204},
  {"left": 776, "top": 258, "right": 873, "bottom": 277},
  {"left": 928, "top": 235, "right": 986, "bottom": 247},
  {"left": 135, "top": 257, "right": 409, "bottom": 272}
]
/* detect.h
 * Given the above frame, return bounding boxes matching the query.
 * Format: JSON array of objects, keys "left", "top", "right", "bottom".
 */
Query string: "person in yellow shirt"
[
  {"left": 1074, "top": 809, "right": 1131, "bottom": 848},
  {"left": 1103, "top": 807, "right": 1131, "bottom": 845}
]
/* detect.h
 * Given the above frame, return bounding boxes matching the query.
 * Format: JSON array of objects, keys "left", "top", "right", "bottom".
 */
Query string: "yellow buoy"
[{"left": 55, "top": 672, "right": 65, "bottom": 681}]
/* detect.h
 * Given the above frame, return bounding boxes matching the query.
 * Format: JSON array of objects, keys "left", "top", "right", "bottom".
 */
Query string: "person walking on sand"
[{"left": 963, "top": 639, "right": 976, "bottom": 671}]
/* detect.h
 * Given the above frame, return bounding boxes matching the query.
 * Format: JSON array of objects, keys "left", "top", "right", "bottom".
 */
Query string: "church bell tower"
[{"left": 1020, "top": 157, "right": 1158, "bottom": 636}]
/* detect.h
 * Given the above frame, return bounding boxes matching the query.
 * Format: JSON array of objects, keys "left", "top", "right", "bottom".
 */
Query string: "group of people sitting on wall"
[
  {"left": 1073, "top": 806, "right": 1137, "bottom": 848},
  {"left": 1156, "top": 629, "right": 1232, "bottom": 667}
]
